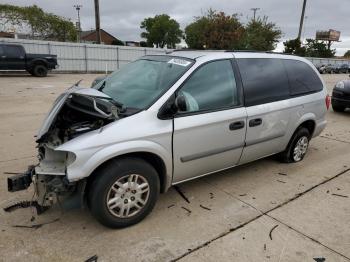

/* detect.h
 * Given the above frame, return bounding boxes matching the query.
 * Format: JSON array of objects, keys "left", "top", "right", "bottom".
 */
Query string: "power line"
[
  {"left": 94, "top": 0, "right": 101, "bottom": 44},
  {"left": 73, "top": 4, "right": 82, "bottom": 43},
  {"left": 250, "top": 8, "right": 260, "bottom": 21},
  {"left": 297, "top": 0, "right": 307, "bottom": 40}
]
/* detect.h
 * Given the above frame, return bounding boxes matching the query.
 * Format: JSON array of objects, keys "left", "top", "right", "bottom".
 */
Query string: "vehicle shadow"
[{"left": 0, "top": 73, "right": 55, "bottom": 77}]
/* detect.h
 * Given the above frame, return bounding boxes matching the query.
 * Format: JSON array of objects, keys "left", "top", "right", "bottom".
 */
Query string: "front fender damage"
[{"left": 5, "top": 85, "right": 121, "bottom": 215}]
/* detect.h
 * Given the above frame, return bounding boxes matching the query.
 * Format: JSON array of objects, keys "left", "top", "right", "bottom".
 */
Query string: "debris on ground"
[
  {"left": 199, "top": 204, "right": 211, "bottom": 211},
  {"left": 181, "top": 206, "right": 192, "bottom": 214},
  {"left": 12, "top": 218, "right": 60, "bottom": 230},
  {"left": 277, "top": 172, "right": 287, "bottom": 176},
  {"left": 3, "top": 200, "right": 49, "bottom": 215},
  {"left": 209, "top": 192, "right": 214, "bottom": 199},
  {"left": 174, "top": 186, "right": 190, "bottom": 203},
  {"left": 239, "top": 194, "right": 247, "bottom": 197},
  {"left": 269, "top": 225, "right": 279, "bottom": 240},
  {"left": 264, "top": 244, "right": 266, "bottom": 251},
  {"left": 276, "top": 180, "right": 286, "bottom": 184},
  {"left": 167, "top": 204, "right": 175, "bottom": 209},
  {"left": 85, "top": 255, "right": 98, "bottom": 262},
  {"left": 331, "top": 193, "right": 348, "bottom": 198},
  {"left": 313, "top": 258, "right": 326, "bottom": 262},
  {"left": 3, "top": 171, "right": 23, "bottom": 175}
]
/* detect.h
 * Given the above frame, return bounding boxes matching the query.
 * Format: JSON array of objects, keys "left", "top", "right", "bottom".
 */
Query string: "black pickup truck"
[{"left": 0, "top": 43, "right": 58, "bottom": 77}]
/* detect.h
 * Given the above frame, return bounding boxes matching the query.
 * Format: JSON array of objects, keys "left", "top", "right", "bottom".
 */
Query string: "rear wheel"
[
  {"left": 32, "top": 64, "right": 48, "bottom": 77},
  {"left": 88, "top": 157, "right": 160, "bottom": 228},
  {"left": 280, "top": 127, "right": 310, "bottom": 163}
]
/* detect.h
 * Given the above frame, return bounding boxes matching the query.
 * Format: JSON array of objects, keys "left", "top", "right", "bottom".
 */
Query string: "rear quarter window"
[
  {"left": 283, "top": 59, "right": 323, "bottom": 96},
  {"left": 237, "top": 58, "right": 290, "bottom": 107}
]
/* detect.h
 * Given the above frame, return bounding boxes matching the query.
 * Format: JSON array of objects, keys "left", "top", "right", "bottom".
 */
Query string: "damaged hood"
[{"left": 37, "top": 85, "right": 112, "bottom": 141}]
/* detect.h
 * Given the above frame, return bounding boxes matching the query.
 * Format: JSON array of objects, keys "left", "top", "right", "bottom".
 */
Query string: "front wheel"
[
  {"left": 279, "top": 127, "right": 310, "bottom": 163},
  {"left": 88, "top": 157, "right": 160, "bottom": 228}
]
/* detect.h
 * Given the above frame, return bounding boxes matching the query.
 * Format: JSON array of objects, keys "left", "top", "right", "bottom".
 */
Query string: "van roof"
[{"left": 166, "top": 49, "right": 296, "bottom": 60}]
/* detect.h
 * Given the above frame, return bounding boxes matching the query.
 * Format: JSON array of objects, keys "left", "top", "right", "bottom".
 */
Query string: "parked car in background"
[
  {"left": 332, "top": 80, "right": 350, "bottom": 112},
  {"left": 333, "top": 64, "right": 350, "bottom": 74},
  {"left": 0, "top": 43, "right": 58, "bottom": 77},
  {"left": 317, "top": 64, "right": 335, "bottom": 74},
  {"left": 7, "top": 51, "right": 328, "bottom": 228},
  {"left": 317, "top": 64, "right": 327, "bottom": 74}
]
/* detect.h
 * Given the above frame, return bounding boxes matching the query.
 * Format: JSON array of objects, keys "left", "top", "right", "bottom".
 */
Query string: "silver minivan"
[{"left": 7, "top": 51, "right": 329, "bottom": 228}]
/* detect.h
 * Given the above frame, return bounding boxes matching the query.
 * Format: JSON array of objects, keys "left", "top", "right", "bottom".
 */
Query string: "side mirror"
[
  {"left": 157, "top": 94, "right": 188, "bottom": 120},
  {"left": 175, "top": 95, "right": 187, "bottom": 112}
]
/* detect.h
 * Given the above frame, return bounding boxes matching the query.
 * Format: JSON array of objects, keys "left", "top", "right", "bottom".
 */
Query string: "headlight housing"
[{"left": 335, "top": 81, "right": 345, "bottom": 89}]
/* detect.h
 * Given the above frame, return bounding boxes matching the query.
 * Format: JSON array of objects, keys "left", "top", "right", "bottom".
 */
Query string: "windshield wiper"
[
  {"left": 97, "top": 80, "right": 106, "bottom": 91},
  {"left": 96, "top": 80, "right": 125, "bottom": 111}
]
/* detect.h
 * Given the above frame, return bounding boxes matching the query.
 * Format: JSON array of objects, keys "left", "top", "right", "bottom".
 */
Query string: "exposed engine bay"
[{"left": 6, "top": 85, "right": 124, "bottom": 213}]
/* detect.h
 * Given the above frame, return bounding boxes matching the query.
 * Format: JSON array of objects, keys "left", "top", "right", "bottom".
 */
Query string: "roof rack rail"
[
  {"left": 167, "top": 49, "right": 295, "bottom": 56},
  {"left": 170, "top": 49, "right": 225, "bottom": 52},
  {"left": 225, "top": 50, "right": 294, "bottom": 55}
]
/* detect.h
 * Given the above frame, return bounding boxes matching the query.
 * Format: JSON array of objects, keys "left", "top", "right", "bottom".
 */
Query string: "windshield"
[{"left": 93, "top": 55, "right": 194, "bottom": 109}]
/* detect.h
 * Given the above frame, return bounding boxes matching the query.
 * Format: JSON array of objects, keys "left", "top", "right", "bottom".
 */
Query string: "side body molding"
[{"left": 58, "top": 140, "right": 173, "bottom": 190}]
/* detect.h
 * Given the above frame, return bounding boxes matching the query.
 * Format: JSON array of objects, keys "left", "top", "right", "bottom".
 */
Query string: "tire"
[
  {"left": 32, "top": 64, "right": 48, "bottom": 77},
  {"left": 279, "top": 127, "right": 310, "bottom": 163},
  {"left": 88, "top": 157, "right": 160, "bottom": 228},
  {"left": 332, "top": 104, "right": 345, "bottom": 112}
]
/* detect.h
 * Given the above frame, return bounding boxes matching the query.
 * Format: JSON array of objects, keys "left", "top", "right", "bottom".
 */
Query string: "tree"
[
  {"left": 304, "top": 39, "right": 335, "bottom": 58},
  {"left": 139, "top": 41, "right": 150, "bottom": 47},
  {"left": 185, "top": 10, "right": 244, "bottom": 50},
  {"left": 111, "top": 39, "right": 124, "bottom": 46},
  {"left": 283, "top": 38, "right": 306, "bottom": 56},
  {"left": 140, "top": 14, "right": 182, "bottom": 48},
  {"left": 241, "top": 17, "right": 282, "bottom": 51},
  {"left": 0, "top": 4, "right": 76, "bottom": 41},
  {"left": 343, "top": 50, "right": 350, "bottom": 58},
  {"left": 283, "top": 38, "right": 335, "bottom": 58}
]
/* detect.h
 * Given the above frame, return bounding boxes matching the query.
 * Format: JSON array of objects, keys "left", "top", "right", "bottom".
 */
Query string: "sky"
[{"left": 4, "top": 0, "right": 350, "bottom": 55}]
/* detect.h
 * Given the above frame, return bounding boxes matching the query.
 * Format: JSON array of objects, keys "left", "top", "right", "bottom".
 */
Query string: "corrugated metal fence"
[
  {"left": 307, "top": 57, "right": 350, "bottom": 66},
  {"left": 0, "top": 38, "right": 168, "bottom": 72},
  {"left": 1, "top": 38, "right": 349, "bottom": 72}
]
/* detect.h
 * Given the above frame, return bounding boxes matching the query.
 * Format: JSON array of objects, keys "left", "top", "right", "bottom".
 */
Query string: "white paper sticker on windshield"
[{"left": 168, "top": 58, "right": 191, "bottom": 67}]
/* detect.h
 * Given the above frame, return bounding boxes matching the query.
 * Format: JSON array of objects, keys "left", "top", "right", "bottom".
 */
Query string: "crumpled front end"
[{"left": 6, "top": 85, "right": 121, "bottom": 213}]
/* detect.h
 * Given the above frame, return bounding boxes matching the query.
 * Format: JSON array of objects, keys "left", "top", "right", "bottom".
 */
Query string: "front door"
[
  {"left": 0, "top": 45, "right": 5, "bottom": 69},
  {"left": 4, "top": 45, "right": 26, "bottom": 70},
  {"left": 172, "top": 59, "right": 247, "bottom": 183}
]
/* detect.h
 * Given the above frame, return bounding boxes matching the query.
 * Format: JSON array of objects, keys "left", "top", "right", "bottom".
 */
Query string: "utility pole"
[
  {"left": 297, "top": 0, "right": 307, "bottom": 40},
  {"left": 250, "top": 8, "right": 260, "bottom": 21},
  {"left": 74, "top": 5, "right": 82, "bottom": 43},
  {"left": 94, "top": 0, "right": 101, "bottom": 44}
]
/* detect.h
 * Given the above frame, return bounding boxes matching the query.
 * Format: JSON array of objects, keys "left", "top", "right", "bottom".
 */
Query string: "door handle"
[
  {"left": 229, "top": 121, "right": 245, "bottom": 130},
  {"left": 249, "top": 118, "right": 262, "bottom": 127}
]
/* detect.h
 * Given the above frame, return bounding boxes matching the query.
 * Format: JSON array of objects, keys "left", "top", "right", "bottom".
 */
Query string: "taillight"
[{"left": 325, "top": 94, "right": 331, "bottom": 110}]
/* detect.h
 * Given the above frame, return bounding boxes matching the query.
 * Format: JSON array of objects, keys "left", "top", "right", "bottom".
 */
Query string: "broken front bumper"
[
  {"left": 7, "top": 164, "right": 85, "bottom": 214},
  {"left": 7, "top": 166, "right": 34, "bottom": 192}
]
